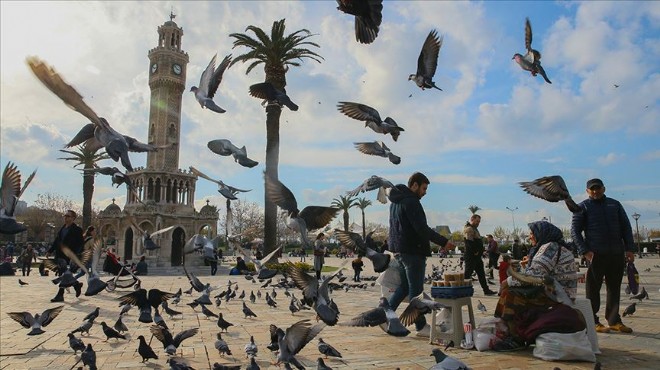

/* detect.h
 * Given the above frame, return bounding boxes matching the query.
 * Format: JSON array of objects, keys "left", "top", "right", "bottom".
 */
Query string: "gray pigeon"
[
  {"left": 477, "top": 300, "right": 487, "bottom": 314},
  {"left": 190, "top": 166, "right": 251, "bottom": 200},
  {"left": 409, "top": 30, "right": 443, "bottom": 91},
  {"left": 266, "top": 292, "right": 278, "bottom": 308},
  {"left": 7, "top": 305, "right": 64, "bottom": 335},
  {"left": 81, "top": 343, "right": 97, "bottom": 370},
  {"left": 346, "top": 175, "right": 394, "bottom": 204},
  {"left": 150, "top": 325, "right": 199, "bottom": 355},
  {"left": 68, "top": 332, "right": 85, "bottom": 354},
  {"left": 354, "top": 141, "right": 401, "bottom": 164},
  {"left": 630, "top": 287, "right": 649, "bottom": 302},
  {"left": 287, "top": 261, "right": 347, "bottom": 326},
  {"left": 399, "top": 292, "right": 447, "bottom": 327},
  {"left": 215, "top": 332, "right": 232, "bottom": 356},
  {"left": 244, "top": 335, "right": 258, "bottom": 357},
  {"left": 334, "top": 229, "right": 390, "bottom": 273},
  {"left": 0, "top": 162, "right": 36, "bottom": 234},
  {"left": 128, "top": 217, "right": 175, "bottom": 250},
  {"left": 512, "top": 18, "right": 551, "bottom": 84},
  {"left": 113, "top": 315, "right": 128, "bottom": 333},
  {"left": 246, "top": 357, "right": 261, "bottom": 370},
  {"left": 80, "top": 165, "right": 142, "bottom": 203},
  {"left": 275, "top": 319, "right": 326, "bottom": 368},
  {"left": 265, "top": 175, "right": 339, "bottom": 249},
  {"left": 243, "top": 302, "right": 258, "bottom": 318},
  {"left": 200, "top": 304, "right": 219, "bottom": 320},
  {"left": 162, "top": 301, "right": 182, "bottom": 318},
  {"left": 317, "top": 338, "right": 342, "bottom": 358},
  {"left": 317, "top": 357, "right": 333, "bottom": 370},
  {"left": 27, "top": 57, "right": 171, "bottom": 172},
  {"left": 519, "top": 175, "right": 580, "bottom": 213},
  {"left": 100, "top": 321, "right": 126, "bottom": 341},
  {"left": 190, "top": 54, "right": 232, "bottom": 113},
  {"left": 336, "top": 0, "right": 383, "bottom": 44},
  {"left": 430, "top": 348, "right": 471, "bottom": 370},
  {"left": 83, "top": 307, "right": 100, "bottom": 322},
  {"left": 70, "top": 319, "right": 94, "bottom": 336},
  {"left": 249, "top": 82, "right": 298, "bottom": 111},
  {"left": 337, "top": 102, "right": 405, "bottom": 141},
  {"left": 235, "top": 245, "right": 282, "bottom": 280},
  {"left": 208, "top": 139, "right": 259, "bottom": 168},
  {"left": 622, "top": 302, "right": 636, "bottom": 317},
  {"left": 344, "top": 297, "right": 410, "bottom": 337}
]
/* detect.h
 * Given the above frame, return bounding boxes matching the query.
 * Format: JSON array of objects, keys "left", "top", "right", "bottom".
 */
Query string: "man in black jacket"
[
  {"left": 572, "top": 178, "right": 635, "bottom": 334},
  {"left": 47, "top": 210, "right": 85, "bottom": 302},
  {"left": 463, "top": 214, "right": 497, "bottom": 296},
  {"left": 388, "top": 172, "right": 455, "bottom": 337}
]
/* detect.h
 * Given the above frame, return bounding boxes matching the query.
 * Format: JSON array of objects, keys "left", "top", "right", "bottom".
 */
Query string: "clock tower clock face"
[
  {"left": 151, "top": 63, "right": 158, "bottom": 74},
  {"left": 172, "top": 64, "right": 182, "bottom": 75}
]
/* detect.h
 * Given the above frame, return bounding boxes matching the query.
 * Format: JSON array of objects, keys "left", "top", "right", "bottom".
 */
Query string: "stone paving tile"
[{"left": 1, "top": 256, "right": 659, "bottom": 369}]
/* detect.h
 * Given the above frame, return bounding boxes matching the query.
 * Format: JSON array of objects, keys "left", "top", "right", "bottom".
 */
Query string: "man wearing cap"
[{"left": 571, "top": 178, "right": 635, "bottom": 333}]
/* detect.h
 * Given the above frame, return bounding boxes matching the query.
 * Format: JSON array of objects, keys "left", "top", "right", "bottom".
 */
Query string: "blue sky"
[{"left": 1, "top": 1, "right": 659, "bottom": 237}]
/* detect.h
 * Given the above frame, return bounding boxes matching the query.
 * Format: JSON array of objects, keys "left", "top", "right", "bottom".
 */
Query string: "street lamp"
[
  {"left": 506, "top": 206, "right": 518, "bottom": 237},
  {"left": 632, "top": 213, "right": 641, "bottom": 258}
]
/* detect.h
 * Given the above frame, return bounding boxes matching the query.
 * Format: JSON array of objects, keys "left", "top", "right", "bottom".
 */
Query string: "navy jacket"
[
  {"left": 571, "top": 196, "right": 634, "bottom": 256},
  {"left": 48, "top": 223, "right": 85, "bottom": 261},
  {"left": 388, "top": 184, "right": 448, "bottom": 256}
]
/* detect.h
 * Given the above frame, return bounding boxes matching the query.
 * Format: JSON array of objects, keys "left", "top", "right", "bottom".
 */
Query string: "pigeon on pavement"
[
  {"left": 243, "top": 302, "right": 258, "bottom": 318},
  {"left": 246, "top": 357, "right": 261, "bottom": 370},
  {"left": 317, "top": 357, "right": 334, "bottom": 370},
  {"left": 100, "top": 321, "right": 126, "bottom": 341},
  {"left": 275, "top": 319, "right": 326, "bottom": 369},
  {"left": 83, "top": 307, "right": 100, "bottom": 322},
  {"left": 354, "top": 141, "right": 401, "bottom": 165},
  {"left": 161, "top": 301, "right": 182, "bottom": 318},
  {"left": 137, "top": 335, "right": 158, "bottom": 363},
  {"left": 630, "top": 287, "right": 649, "bottom": 302},
  {"left": 200, "top": 304, "right": 219, "bottom": 320},
  {"left": 190, "top": 166, "right": 251, "bottom": 200},
  {"left": 68, "top": 332, "right": 85, "bottom": 354},
  {"left": 288, "top": 261, "right": 347, "bottom": 326},
  {"left": 217, "top": 312, "right": 234, "bottom": 332},
  {"left": 0, "top": 162, "right": 36, "bottom": 235},
  {"left": 208, "top": 139, "right": 259, "bottom": 168},
  {"left": 318, "top": 338, "right": 342, "bottom": 358},
  {"left": 512, "top": 18, "right": 552, "bottom": 84},
  {"left": 215, "top": 332, "right": 232, "bottom": 356},
  {"left": 7, "top": 305, "right": 64, "bottom": 335},
  {"left": 190, "top": 54, "right": 232, "bottom": 113},
  {"left": 519, "top": 175, "right": 580, "bottom": 213},
  {"left": 346, "top": 175, "right": 394, "bottom": 204},
  {"left": 622, "top": 302, "right": 636, "bottom": 317},
  {"left": 150, "top": 325, "right": 199, "bottom": 356},
  {"left": 344, "top": 297, "right": 410, "bottom": 337},
  {"left": 18, "top": 279, "right": 28, "bottom": 286},
  {"left": 244, "top": 335, "right": 258, "bottom": 357},
  {"left": 70, "top": 319, "right": 94, "bottom": 336},
  {"left": 337, "top": 102, "right": 405, "bottom": 142},
  {"left": 408, "top": 30, "right": 443, "bottom": 91},
  {"left": 113, "top": 315, "right": 128, "bottom": 333},
  {"left": 429, "top": 348, "right": 471, "bottom": 370},
  {"left": 477, "top": 300, "right": 487, "bottom": 314},
  {"left": 336, "top": 0, "right": 383, "bottom": 44},
  {"left": 81, "top": 343, "right": 97, "bottom": 370},
  {"left": 249, "top": 82, "right": 298, "bottom": 111}
]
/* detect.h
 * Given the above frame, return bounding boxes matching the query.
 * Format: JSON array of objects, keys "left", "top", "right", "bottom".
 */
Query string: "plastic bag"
[
  {"left": 533, "top": 330, "right": 596, "bottom": 362},
  {"left": 474, "top": 317, "right": 507, "bottom": 351},
  {"left": 627, "top": 262, "right": 639, "bottom": 295},
  {"left": 376, "top": 255, "right": 400, "bottom": 290}
]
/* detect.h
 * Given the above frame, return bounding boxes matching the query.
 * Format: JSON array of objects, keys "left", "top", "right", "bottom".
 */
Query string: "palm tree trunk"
[
  {"left": 82, "top": 166, "right": 94, "bottom": 229},
  {"left": 263, "top": 103, "right": 282, "bottom": 255},
  {"left": 343, "top": 212, "right": 349, "bottom": 232},
  {"left": 361, "top": 209, "right": 366, "bottom": 239}
]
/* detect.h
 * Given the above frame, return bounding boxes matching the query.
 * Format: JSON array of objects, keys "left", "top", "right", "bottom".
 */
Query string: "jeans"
[
  {"left": 388, "top": 253, "right": 427, "bottom": 331},
  {"left": 586, "top": 253, "right": 625, "bottom": 325},
  {"left": 464, "top": 254, "right": 489, "bottom": 292}
]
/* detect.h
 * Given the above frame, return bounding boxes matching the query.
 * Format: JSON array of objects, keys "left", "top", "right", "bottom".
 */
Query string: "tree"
[
  {"left": 331, "top": 195, "right": 358, "bottom": 232},
  {"left": 468, "top": 205, "right": 481, "bottom": 214},
  {"left": 58, "top": 144, "right": 109, "bottom": 229},
  {"left": 492, "top": 226, "right": 509, "bottom": 241},
  {"left": 230, "top": 19, "right": 323, "bottom": 254},
  {"left": 356, "top": 197, "right": 372, "bottom": 239},
  {"left": 221, "top": 199, "right": 264, "bottom": 244}
]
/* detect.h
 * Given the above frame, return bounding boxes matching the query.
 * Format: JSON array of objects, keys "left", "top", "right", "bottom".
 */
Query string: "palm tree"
[
  {"left": 356, "top": 197, "right": 372, "bottom": 239},
  {"left": 468, "top": 205, "right": 481, "bottom": 215},
  {"left": 230, "top": 19, "right": 323, "bottom": 254},
  {"left": 331, "top": 195, "right": 359, "bottom": 232},
  {"left": 58, "top": 144, "right": 109, "bottom": 228}
]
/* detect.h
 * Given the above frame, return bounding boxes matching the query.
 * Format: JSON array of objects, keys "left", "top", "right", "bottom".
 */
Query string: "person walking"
[
  {"left": 571, "top": 178, "right": 635, "bottom": 334},
  {"left": 486, "top": 234, "right": 500, "bottom": 279},
  {"left": 313, "top": 232, "right": 327, "bottom": 280},
  {"left": 387, "top": 172, "right": 455, "bottom": 337},
  {"left": 19, "top": 244, "right": 37, "bottom": 276},
  {"left": 352, "top": 256, "right": 364, "bottom": 282},
  {"left": 463, "top": 214, "right": 497, "bottom": 296},
  {"left": 47, "top": 210, "right": 85, "bottom": 302}
]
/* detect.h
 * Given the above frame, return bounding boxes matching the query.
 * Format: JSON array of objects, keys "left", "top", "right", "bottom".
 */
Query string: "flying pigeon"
[
  {"left": 190, "top": 54, "right": 232, "bottom": 113},
  {"left": 346, "top": 175, "right": 394, "bottom": 204},
  {"left": 117, "top": 288, "right": 176, "bottom": 323},
  {"left": 128, "top": 217, "right": 174, "bottom": 250},
  {"left": 79, "top": 165, "right": 142, "bottom": 203},
  {"left": 354, "top": 141, "right": 401, "bottom": 164},
  {"left": 235, "top": 245, "right": 282, "bottom": 280},
  {"left": 519, "top": 175, "right": 580, "bottom": 213},
  {"left": 274, "top": 319, "right": 326, "bottom": 369},
  {"left": 287, "top": 261, "right": 347, "bottom": 326},
  {"left": 150, "top": 325, "right": 199, "bottom": 356},
  {"left": 265, "top": 174, "right": 339, "bottom": 249},
  {"left": 408, "top": 29, "right": 443, "bottom": 91},
  {"left": 622, "top": 302, "right": 636, "bottom": 317},
  {"left": 215, "top": 332, "right": 232, "bottom": 356},
  {"left": 317, "top": 338, "right": 342, "bottom": 358},
  {"left": 334, "top": 229, "right": 390, "bottom": 273},
  {"left": 137, "top": 335, "right": 159, "bottom": 363},
  {"left": 512, "top": 18, "right": 552, "bottom": 84},
  {"left": 429, "top": 348, "right": 471, "bottom": 370},
  {"left": 68, "top": 332, "right": 86, "bottom": 354},
  {"left": 337, "top": 102, "right": 405, "bottom": 142},
  {"left": 81, "top": 343, "right": 97, "bottom": 370},
  {"left": 399, "top": 292, "right": 447, "bottom": 327},
  {"left": 244, "top": 335, "right": 258, "bottom": 357},
  {"left": 27, "top": 57, "right": 171, "bottom": 172},
  {"left": 343, "top": 297, "right": 410, "bottom": 337},
  {"left": 7, "top": 305, "right": 64, "bottom": 335},
  {"left": 249, "top": 82, "right": 298, "bottom": 111},
  {"left": 208, "top": 139, "right": 259, "bottom": 168},
  {"left": 190, "top": 166, "right": 251, "bottom": 200},
  {"left": 0, "top": 162, "right": 36, "bottom": 235},
  {"left": 336, "top": 0, "right": 383, "bottom": 44},
  {"left": 100, "top": 321, "right": 126, "bottom": 341}
]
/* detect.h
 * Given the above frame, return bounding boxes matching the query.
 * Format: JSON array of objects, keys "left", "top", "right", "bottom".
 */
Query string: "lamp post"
[
  {"left": 506, "top": 206, "right": 518, "bottom": 237},
  {"left": 632, "top": 212, "right": 641, "bottom": 258}
]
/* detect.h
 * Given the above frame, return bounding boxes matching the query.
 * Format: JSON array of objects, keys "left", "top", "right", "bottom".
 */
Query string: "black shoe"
[
  {"left": 74, "top": 282, "right": 83, "bottom": 297},
  {"left": 493, "top": 338, "right": 526, "bottom": 352},
  {"left": 487, "top": 279, "right": 495, "bottom": 285},
  {"left": 484, "top": 290, "right": 497, "bottom": 296},
  {"left": 51, "top": 294, "right": 64, "bottom": 303}
]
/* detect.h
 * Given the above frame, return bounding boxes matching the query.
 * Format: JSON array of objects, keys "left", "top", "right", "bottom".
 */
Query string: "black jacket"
[
  {"left": 571, "top": 196, "right": 634, "bottom": 256},
  {"left": 48, "top": 223, "right": 85, "bottom": 261},
  {"left": 387, "top": 184, "right": 448, "bottom": 256}
]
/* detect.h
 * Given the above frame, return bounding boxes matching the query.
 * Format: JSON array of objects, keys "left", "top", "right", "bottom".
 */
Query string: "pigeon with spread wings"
[
  {"left": 249, "top": 82, "right": 298, "bottom": 111},
  {"left": 334, "top": 229, "right": 390, "bottom": 273},
  {"left": 128, "top": 216, "right": 175, "bottom": 251},
  {"left": 189, "top": 166, "right": 251, "bottom": 200},
  {"left": 150, "top": 325, "right": 199, "bottom": 356},
  {"left": 208, "top": 139, "right": 259, "bottom": 168},
  {"left": 235, "top": 245, "right": 283, "bottom": 280},
  {"left": 346, "top": 175, "right": 393, "bottom": 204},
  {"left": 27, "top": 57, "right": 172, "bottom": 172},
  {"left": 354, "top": 141, "right": 401, "bottom": 165},
  {"left": 1, "top": 162, "right": 36, "bottom": 235},
  {"left": 274, "top": 319, "right": 326, "bottom": 369},
  {"left": 512, "top": 18, "right": 551, "bottom": 84},
  {"left": 190, "top": 54, "right": 232, "bottom": 113},
  {"left": 337, "top": 102, "right": 404, "bottom": 142},
  {"left": 343, "top": 297, "right": 409, "bottom": 337},
  {"left": 79, "top": 165, "right": 143, "bottom": 204},
  {"left": 409, "top": 29, "right": 443, "bottom": 91},
  {"left": 518, "top": 175, "right": 580, "bottom": 213},
  {"left": 265, "top": 174, "right": 339, "bottom": 249},
  {"left": 7, "top": 305, "right": 64, "bottom": 335},
  {"left": 336, "top": 0, "right": 383, "bottom": 45}
]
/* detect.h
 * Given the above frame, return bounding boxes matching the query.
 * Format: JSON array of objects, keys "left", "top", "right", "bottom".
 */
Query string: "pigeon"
[
  {"left": 274, "top": 319, "right": 326, "bottom": 369},
  {"left": 399, "top": 292, "right": 447, "bottom": 327},
  {"left": 118, "top": 288, "right": 176, "bottom": 323},
  {"left": 250, "top": 290, "right": 256, "bottom": 303},
  {"left": 337, "top": 102, "right": 405, "bottom": 142},
  {"left": 622, "top": 302, "right": 636, "bottom": 317},
  {"left": 244, "top": 335, "right": 258, "bottom": 357},
  {"left": 344, "top": 297, "right": 410, "bottom": 337},
  {"left": 519, "top": 175, "right": 580, "bottom": 213},
  {"left": 265, "top": 174, "right": 339, "bottom": 249},
  {"left": 27, "top": 57, "right": 170, "bottom": 172},
  {"left": 249, "top": 82, "right": 298, "bottom": 111},
  {"left": 70, "top": 319, "right": 94, "bottom": 336},
  {"left": 238, "top": 290, "right": 246, "bottom": 300},
  {"left": 81, "top": 344, "right": 97, "bottom": 370},
  {"left": 477, "top": 300, "right": 487, "bottom": 314},
  {"left": 444, "top": 340, "right": 455, "bottom": 351},
  {"left": 128, "top": 217, "right": 175, "bottom": 250},
  {"left": 190, "top": 54, "right": 232, "bottom": 113},
  {"left": 317, "top": 338, "right": 342, "bottom": 358},
  {"left": 83, "top": 307, "right": 100, "bottom": 322},
  {"left": 212, "top": 363, "right": 241, "bottom": 370},
  {"left": 0, "top": 162, "right": 36, "bottom": 235},
  {"left": 429, "top": 348, "right": 471, "bottom": 370},
  {"left": 119, "top": 303, "right": 132, "bottom": 316},
  {"left": 235, "top": 246, "right": 282, "bottom": 280},
  {"left": 354, "top": 141, "right": 401, "bottom": 164},
  {"left": 630, "top": 287, "right": 649, "bottom": 302},
  {"left": 113, "top": 315, "right": 128, "bottom": 333},
  {"left": 217, "top": 313, "right": 234, "bottom": 332},
  {"left": 334, "top": 229, "right": 390, "bottom": 273},
  {"left": 346, "top": 175, "right": 394, "bottom": 204},
  {"left": 208, "top": 139, "right": 259, "bottom": 168},
  {"left": 162, "top": 301, "right": 182, "bottom": 318},
  {"left": 183, "top": 286, "right": 193, "bottom": 295},
  {"left": 183, "top": 258, "right": 212, "bottom": 291},
  {"left": 136, "top": 335, "right": 158, "bottom": 363},
  {"left": 200, "top": 304, "right": 219, "bottom": 320},
  {"left": 242, "top": 302, "right": 258, "bottom": 318},
  {"left": 7, "top": 305, "right": 64, "bottom": 335},
  {"left": 68, "top": 332, "right": 86, "bottom": 354},
  {"left": 266, "top": 292, "right": 278, "bottom": 308},
  {"left": 336, "top": 0, "right": 383, "bottom": 44},
  {"left": 190, "top": 166, "right": 251, "bottom": 200},
  {"left": 289, "top": 298, "right": 301, "bottom": 315},
  {"left": 246, "top": 357, "right": 261, "bottom": 370},
  {"left": 18, "top": 279, "right": 28, "bottom": 286},
  {"left": 408, "top": 29, "right": 443, "bottom": 91},
  {"left": 80, "top": 166, "right": 142, "bottom": 204},
  {"left": 168, "top": 358, "right": 196, "bottom": 370},
  {"left": 287, "top": 261, "right": 347, "bottom": 326},
  {"left": 154, "top": 307, "right": 169, "bottom": 330},
  {"left": 215, "top": 332, "right": 232, "bottom": 356},
  {"left": 100, "top": 321, "right": 126, "bottom": 341},
  {"left": 317, "top": 357, "right": 333, "bottom": 370},
  {"left": 512, "top": 18, "right": 552, "bottom": 84},
  {"left": 150, "top": 325, "right": 199, "bottom": 356}
]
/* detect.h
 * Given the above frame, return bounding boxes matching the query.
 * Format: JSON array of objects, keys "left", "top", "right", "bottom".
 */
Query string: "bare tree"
[{"left": 221, "top": 200, "right": 264, "bottom": 243}]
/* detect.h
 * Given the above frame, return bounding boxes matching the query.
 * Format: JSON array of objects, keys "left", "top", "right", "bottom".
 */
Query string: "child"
[{"left": 352, "top": 256, "right": 364, "bottom": 282}]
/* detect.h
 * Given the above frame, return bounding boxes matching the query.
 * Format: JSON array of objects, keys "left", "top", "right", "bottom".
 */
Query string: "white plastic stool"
[
  {"left": 430, "top": 296, "right": 475, "bottom": 345},
  {"left": 574, "top": 298, "right": 600, "bottom": 354}
]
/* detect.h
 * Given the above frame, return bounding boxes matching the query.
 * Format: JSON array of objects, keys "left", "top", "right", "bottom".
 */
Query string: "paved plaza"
[{"left": 1, "top": 255, "right": 659, "bottom": 370}]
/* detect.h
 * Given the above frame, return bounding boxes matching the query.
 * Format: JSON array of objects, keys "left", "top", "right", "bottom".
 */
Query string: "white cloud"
[{"left": 597, "top": 152, "right": 624, "bottom": 166}]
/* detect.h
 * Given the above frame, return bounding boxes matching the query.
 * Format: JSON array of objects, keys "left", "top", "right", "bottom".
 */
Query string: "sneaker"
[
  {"left": 595, "top": 323, "right": 610, "bottom": 333},
  {"left": 492, "top": 338, "right": 526, "bottom": 352},
  {"left": 74, "top": 282, "right": 83, "bottom": 298},
  {"left": 487, "top": 279, "right": 496, "bottom": 285},
  {"left": 484, "top": 289, "right": 497, "bottom": 296},
  {"left": 50, "top": 295, "right": 64, "bottom": 303},
  {"left": 415, "top": 324, "right": 431, "bottom": 338},
  {"left": 609, "top": 323, "right": 633, "bottom": 333}
]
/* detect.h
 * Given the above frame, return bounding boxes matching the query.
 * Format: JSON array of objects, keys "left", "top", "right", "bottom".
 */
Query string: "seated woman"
[
  {"left": 135, "top": 256, "right": 148, "bottom": 275},
  {"left": 229, "top": 256, "right": 249, "bottom": 275},
  {"left": 493, "top": 220, "right": 580, "bottom": 351}
]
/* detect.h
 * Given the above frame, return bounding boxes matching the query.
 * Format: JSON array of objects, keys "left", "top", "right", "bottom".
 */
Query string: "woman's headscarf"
[{"left": 527, "top": 220, "right": 566, "bottom": 259}]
